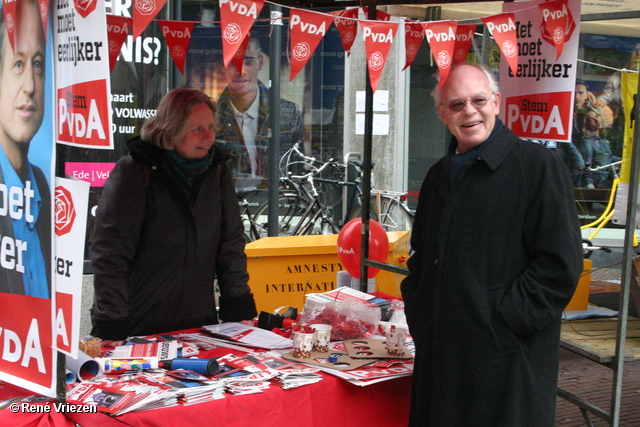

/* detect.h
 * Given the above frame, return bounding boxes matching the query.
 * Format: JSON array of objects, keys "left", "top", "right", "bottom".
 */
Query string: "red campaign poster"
[
  {"left": 158, "top": 20, "right": 194, "bottom": 74},
  {"left": 538, "top": 0, "right": 573, "bottom": 60},
  {"left": 423, "top": 20, "right": 458, "bottom": 87},
  {"left": 360, "top": 20, "right": 399, "bottom": 93},
  {"left": 288, "top": 8, "right": 334, "bottom": 81},
  {"left": 106, "top": 14, "right": 132, "bottom": 72},
  {"left": 330, "top": 8, "right": 358, "bottom": 56},
  {"left": 133, "top": 0, "right": 167, "bottom": 39},
  {"left": 219, "top": 0, "right": 265, "bottom": 68},
  {"left": 453, "top": 24, "right": 476, "bottom": 65},
  {"left": 403, "top": 20, "right": 424, "bottom": 71},
  {"left": 481, "top": 13, "right": 519, "bottom": 76}
]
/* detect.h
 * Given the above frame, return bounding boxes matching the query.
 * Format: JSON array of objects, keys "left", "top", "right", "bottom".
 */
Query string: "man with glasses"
[
  {"left": 216, "top": 37, "right": 304, "bottom": 189},
  {"left": 401, "top": 63, "right": 582, "bottom": 426}
]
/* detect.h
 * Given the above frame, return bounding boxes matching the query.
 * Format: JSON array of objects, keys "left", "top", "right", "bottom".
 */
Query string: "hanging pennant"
[
  {"left": 106, "top": 15, "right": 132, "bottom": 72},
  {"left": 481, "top": 13, "right": 518, "bottom": 76},
  {"left": 2, "top": 0, "right": 17, "bottom": 53},
  {"left": 158, "top": 20, "right": 193, "bottom": 75},
  {"left": 232, "top": 33, "right": 251, "bottom": 75},
  {"left": 360, "top": 20, "right": 398, "bottom": 93},
  {"left": 289, "top": 8, "right": 334, "bottom": 81},
  {"left": 538, "top": 0, "right": 573, "bottom": 60},
  {"left": 330, "top": 8, "right": 358, "bottom": 57},
  {"left": 423, "top": 20, "right": 457, "bottom": 86},
  {"left": 219, "top": 0, "right": 264, "bottom": 68},
  {"left": 73, "top": 0, "right": 97, "bottom": 18},
  {"left": 453, "top": 24, "right": 476, "bottom": 65},
  {"left": 403, "top": 20, "right": 424, "bottom": 71},
  {"left": 133, "top": 0, "right": 168, "bottom": 39},
  {"left": 37, "top": 0, "right": 49, "bottom": 40}
]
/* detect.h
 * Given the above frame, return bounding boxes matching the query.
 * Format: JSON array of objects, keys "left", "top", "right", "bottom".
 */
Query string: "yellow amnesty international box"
[
  {"left": 565, "top": 259, "right": 592, "bottom": 311},
  {"left": 244, "top": 231, "right": 410, "bottom": 314}
]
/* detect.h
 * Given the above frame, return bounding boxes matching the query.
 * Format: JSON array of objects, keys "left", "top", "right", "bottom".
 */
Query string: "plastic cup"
[
  {"left": 292, "top": 331, "right": 315, "bottom": 359},
  {"left": 385, "top": 326, "right": 408, "bottom": 356},
  {"left": 310, "top": 324, "right": 332, "bottom": 352}
]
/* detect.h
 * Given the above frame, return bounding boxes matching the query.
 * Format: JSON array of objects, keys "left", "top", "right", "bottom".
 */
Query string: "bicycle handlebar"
[{"left": 587, "top": 160, "right": 622, "bottom": 172}]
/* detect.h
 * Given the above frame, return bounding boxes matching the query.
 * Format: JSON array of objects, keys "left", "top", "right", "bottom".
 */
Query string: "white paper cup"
[
  {"left": 292, "top": 331, "right": 315, "bottom": 358},
  {"left": 385, "top": 326, "right": 408, "bottom": 356},
  {"left": 310, "top": 324, "right": 332, "bottom": 352}
]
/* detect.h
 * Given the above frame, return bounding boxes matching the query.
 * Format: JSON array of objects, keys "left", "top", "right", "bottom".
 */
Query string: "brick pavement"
[{"left": 555, "top": 266, "right": 640, "bottom": 426}]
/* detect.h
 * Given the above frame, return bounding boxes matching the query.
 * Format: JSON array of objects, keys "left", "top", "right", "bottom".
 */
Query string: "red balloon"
[{"left": 337, "top": 218, "right": 390, "bottom": 278}]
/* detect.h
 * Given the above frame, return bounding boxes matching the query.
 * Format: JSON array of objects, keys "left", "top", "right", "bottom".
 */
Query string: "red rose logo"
[
  {"left": 436, "top": 50, "right": 451, "bottom": 69},
  {"left": 368, "top": 51, "right": 384, "bottom": 71},
  {"left": 292, "top": 42, "right": 311, "bottom": 62},
  {"left": 224, "top": 23, "right": 243, "bottom": 45},
  {"left": 502, "top": 40, "right": 517, "bottom": 58},
  {"left": 135, "top": 0, "right": 156, "bottom": 16},
  {"left": 172, "top": 45, "right": 186, "bottom": 60},
  {"left": 55, "top": 186, "right": 76, "bottom": 237}
]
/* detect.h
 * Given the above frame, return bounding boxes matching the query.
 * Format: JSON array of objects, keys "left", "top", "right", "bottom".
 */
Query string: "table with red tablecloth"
[{"left": 0, "top": 328, "right": 412, "bottom": 427}]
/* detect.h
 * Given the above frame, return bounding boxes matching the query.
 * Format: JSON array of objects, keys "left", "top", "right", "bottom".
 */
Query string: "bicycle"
[
  {"left": 237, "top": 186, "right": 262, "bottom": 242},
  {"left": 253, "top": 143, "right": 413, "bottom": 238}
]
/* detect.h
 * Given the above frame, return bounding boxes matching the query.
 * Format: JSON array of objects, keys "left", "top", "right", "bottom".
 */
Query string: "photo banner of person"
[
  {"left": 55, "top": 0, "right": 113, "bottom": 149},
  {"left": 0, "top": 0, "right": 56, "bottom": 397},
  {"left": 288, "top": 8, "right": 334, "bottom": 81},
  {"left": 106, "top": 15, "right": 132, "bottom": 73},
  {"left": 500, "top": 0, "right": 579, "bottom": 143},
  {"left": 360, "top": 20, "right": 398, "bottom": 93},
  {"left": 613, "top": 71, "right": 639, "bottom": 225},
  {"left": 54, "top": 177, "right": 90, "bottom": 359},
  {"left": 403, "top": 20, "right": 425, "bottom": 72},
  {"left": 132, "top": 0, "right": 167, "bottom": 39},
  {"left": 330, "top": 8, "right": 358, "bottom": 57},
  {"left": 158, "top": 20, "right": 194, "bottom": 75},
  {"left": 219, "top": 0, "right": 265, "bottom": 68},
  {"left": 423, "top": 20, "right": 458, "bottom": 87},
  {"left": 454, "top": 24, "right": 477, "bottom": 65}
]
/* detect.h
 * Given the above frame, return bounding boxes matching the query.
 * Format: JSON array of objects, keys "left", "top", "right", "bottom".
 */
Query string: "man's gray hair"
[{"left": 431, "top": 63, "right": 499, "bottom": 105}]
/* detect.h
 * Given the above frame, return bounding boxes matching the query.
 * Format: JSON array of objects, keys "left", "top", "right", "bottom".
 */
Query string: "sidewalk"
[{"left": 555, "top": 266, "right": 640, "bottom": 426}]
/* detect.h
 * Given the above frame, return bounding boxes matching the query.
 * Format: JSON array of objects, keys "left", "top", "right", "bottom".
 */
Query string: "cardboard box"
[
  {"left": 565, "top": 259, "right": 592, "bottom": 311},
  {"left": 245, "top": 231, "right": 410, "bottom": 314}
]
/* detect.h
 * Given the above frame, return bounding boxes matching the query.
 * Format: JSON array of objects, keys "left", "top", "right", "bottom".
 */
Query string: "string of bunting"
[{"left": 103, "top": 0, "right": 574, "bottom": 92}]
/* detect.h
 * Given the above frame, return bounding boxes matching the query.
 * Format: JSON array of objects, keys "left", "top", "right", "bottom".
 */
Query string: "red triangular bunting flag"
[
  {"left": 538, "top": 0, "right": 572, "bottom": 60},
  {"left": 106, "top": 15, "right": 132, "bottom": 72},
  {"left": 219, "top": 0, "right": 264, "bottom": 68},
  {"left": 359, "top": 20, "right": 398, "bottom": 93},
  {"left": 133, "top": 0, "right": 168, "bottom": 39},
  {"left": 362, "top": 7, "right": 391, "bottom": 21},
  {"left": 289, "top": 8, "right": 334, "bottom": 81},
  {"left": 423, "top": 21, "right": 458, "bottom": 87},
  {"left": 481, "top": 13, "right": 518, "bottom": 76},
  {"left": 232, "top": 32, "right": 250, "bottom": 75},
  {"left": 37, "top": 0, "right": 49, "bottom": 40},
  {"left": 2, "top": 0, "right": 17, "bottom": 53},
  {"left": 403, "top": 21, "right": 424, "bottom": 71},
  {"left": 330, "top": 8, "right": 358, "bottom": 57},
  {"left": 453, "top": 24, "right": 476, "bottom": 64},
  {"left": 74, "top": 0, "right": 97, "bottom": 19},
  {"left": 158, "top": 20, "right": 193, "bottom": 75}
]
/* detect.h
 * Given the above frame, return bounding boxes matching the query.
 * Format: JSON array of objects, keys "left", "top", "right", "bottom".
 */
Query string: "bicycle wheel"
[
  {"left": 350, "top": 195, "right": 414, "bottom": 232},
  {"left": 254, "top": 195, "right": 315, "bottom": 237}
]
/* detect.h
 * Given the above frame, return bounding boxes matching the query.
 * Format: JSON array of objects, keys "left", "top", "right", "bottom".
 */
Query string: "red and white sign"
[
  {"left": 289, "top": 8, "right": 334, "bottom": 81},
  {"left": 219, "top": 0, "right": 264, "bottom": 68},
  {"left": 500, "top": 0, "right": 580, "bottom": 142},
  {"left": 423, "top": 20, "right": 457, "bottom": 87},
  {"left": 106, "top": 14, "right": 132, "bottom": 72},
  {"left": 158, "top": 20, "right": 193, "bottom": 75},
  {"left": 330, "top": 8, "right": 358, "bottom": 56},
  {"left": 74, "top": 0, "right": 97, "bottom": 19},
  {"left": 58, "top": 81, "right": 111, "bottom": 147},
  {"left": 133, "top": 0, "right": 167, "bottom": 39},
  {"left": 481, "top": 13, "right": 519, "bottom": 76},
  {"left": 453, "top": 24, "right": 476, "bottom": 65},
  {"left": 359, "top": 20, "right": 398, "bottom": 93},
  {"left": 402, "top": 20, "right": 424, "bottom": 71},
  {"left": 538, "top": 0, "right": 574, "bottom": 60},
  {"left": 54, "top": 178, "right": 90, "bottom": 357}
]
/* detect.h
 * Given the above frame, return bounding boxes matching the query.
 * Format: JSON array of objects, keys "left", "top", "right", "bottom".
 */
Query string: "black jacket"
[
  {"left": 90, "top": 137, "right": 256, "bottom": 340},
  {"left": 401, "top": 126, "right": 583, "bottom": 426}
]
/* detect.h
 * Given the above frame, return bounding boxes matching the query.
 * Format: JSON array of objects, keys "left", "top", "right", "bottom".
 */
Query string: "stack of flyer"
[
  {"left": 141, "top": 371, "right": 225, "bottom": 406},
  {"left": 202, "top": 322, "right": 293, "bottom": 349}
]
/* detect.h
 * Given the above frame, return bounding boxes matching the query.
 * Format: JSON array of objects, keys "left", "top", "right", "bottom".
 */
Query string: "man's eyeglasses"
[
  {"left": 443, "top": 96, "right": 492, "bottom": 113},
  {"left": 190, "top": 124, "right": 215, "bottom": 136}
]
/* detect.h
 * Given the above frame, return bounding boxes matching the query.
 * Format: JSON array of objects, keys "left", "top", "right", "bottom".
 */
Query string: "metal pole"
[
  {"left": 268, "top": 6, "right": 283, "bottom": 237},
  {"left": 609, "top": 71, "right": 640, "bottom": 427}
]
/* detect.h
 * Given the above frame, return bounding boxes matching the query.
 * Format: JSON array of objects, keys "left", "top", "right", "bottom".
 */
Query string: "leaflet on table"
[
  {"left": 202, "top": 322, "right": 294, "bottom": 349},
  {"left": 305, "top": 286, "right": 391, "bottom": 308},
  {"left": 109, "top": 341, "right": 179, "bottom": 360}
]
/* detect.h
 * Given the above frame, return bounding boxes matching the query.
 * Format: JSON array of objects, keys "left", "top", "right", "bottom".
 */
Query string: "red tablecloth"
[{"left": 0, "top": 330, "right": 412, "bottom": 427}]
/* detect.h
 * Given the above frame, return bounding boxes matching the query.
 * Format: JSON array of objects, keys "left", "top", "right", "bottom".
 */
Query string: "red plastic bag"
[{"left": 299, "top": 296, "right": 381, "bottom": 341}]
